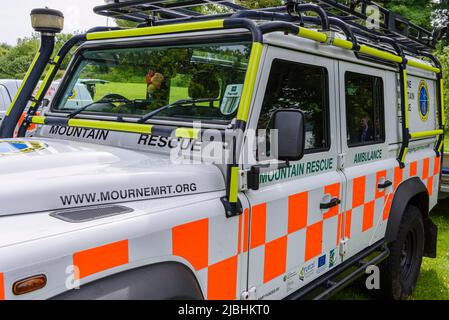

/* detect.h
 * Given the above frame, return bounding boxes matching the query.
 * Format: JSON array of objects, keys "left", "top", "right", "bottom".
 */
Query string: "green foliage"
[
  {"left": 435, "top": 45, "right": 449, "bottom": 125},
  {"left": 236, "top": 0, "right": 283, "bottom": 9},
  {"left": 115, "top": 19, "right": 139, "bottom": 28},
  {"left": 0, "top": 33, "right": 76, "bottom": 79},
  {"left": 0, "top": 35, "right": 39, "bottom": 78},
  {"left": 382, "top": 0, "right": 434, "bottom": 29}
]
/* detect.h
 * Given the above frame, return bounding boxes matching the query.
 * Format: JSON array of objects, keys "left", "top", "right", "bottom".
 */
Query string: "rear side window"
[
  {"left": 258, "top": 59, "right": 329, "bottom": 152},
  {"left": 345, "top": 72, "right": 385, "bottom": 147}
]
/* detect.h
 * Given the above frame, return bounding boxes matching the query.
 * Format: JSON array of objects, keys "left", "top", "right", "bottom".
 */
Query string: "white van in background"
[
  {"left": 0, "top": 80, "right": 21, "bottom": 122},
  {"left": 0, "top": 79, "right": 93, "bottom": 132}
]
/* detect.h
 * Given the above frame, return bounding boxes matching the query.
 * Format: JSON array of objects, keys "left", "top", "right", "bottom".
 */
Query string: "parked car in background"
[
  {"left": 0, "top": 80, "right": 21, "bottom": 122},
  {"left": 0, "top": 79, "right": 93, "bottom": 134}
]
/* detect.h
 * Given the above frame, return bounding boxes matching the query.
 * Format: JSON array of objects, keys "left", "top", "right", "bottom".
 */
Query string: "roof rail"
[{"left": 94, "top": 0, "right": 439, "bottom": 53}]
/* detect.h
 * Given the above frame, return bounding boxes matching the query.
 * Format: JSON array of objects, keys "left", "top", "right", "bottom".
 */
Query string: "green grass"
[
  {"left": 333, "top": 199, "right": 449, "bottom": 300},
  {"left": 94, "top": 81, "right": 188, "bottom": 103}
]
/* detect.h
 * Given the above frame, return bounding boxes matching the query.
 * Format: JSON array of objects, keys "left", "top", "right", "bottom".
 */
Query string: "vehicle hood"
[{"left": 0, "top": 138, "right": 225, "bottom": 216}]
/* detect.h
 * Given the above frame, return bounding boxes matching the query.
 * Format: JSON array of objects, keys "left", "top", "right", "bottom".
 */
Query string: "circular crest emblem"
[
  {"left": 418, "top": 80, "right": 430, "bottom": 122},
  {"left": 0, "top": 140, "right": 47, "bottom": 157}
]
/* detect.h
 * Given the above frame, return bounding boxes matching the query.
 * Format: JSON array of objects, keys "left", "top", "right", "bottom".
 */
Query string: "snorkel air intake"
[{"left": 0, "top": 8, "right": 63, "bottom": 138}]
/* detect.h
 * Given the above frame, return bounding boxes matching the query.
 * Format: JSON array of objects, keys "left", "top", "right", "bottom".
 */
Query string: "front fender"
[{"left": 51, "top": 262, "right": 204, "bottom": 300}]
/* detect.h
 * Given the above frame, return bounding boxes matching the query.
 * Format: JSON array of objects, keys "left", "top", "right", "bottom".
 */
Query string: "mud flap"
[{"left": 423, "top": 218, "right": 438, "bottom": 258}]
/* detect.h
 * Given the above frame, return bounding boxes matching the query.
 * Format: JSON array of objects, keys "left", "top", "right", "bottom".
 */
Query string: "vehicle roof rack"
[{"left": 94, "top": 0, "right": 438, "bottom": 53}]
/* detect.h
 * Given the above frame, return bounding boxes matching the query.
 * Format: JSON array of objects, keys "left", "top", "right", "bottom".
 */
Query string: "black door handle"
[
  {"left": 378, "top": 180, "right": 393, "bottom": 189},
  {"left": 320, "top": 197, "right": 341, "bottom": 210}
]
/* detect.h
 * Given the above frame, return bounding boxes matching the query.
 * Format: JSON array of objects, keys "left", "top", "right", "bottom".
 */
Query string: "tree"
[
  {"left": 0, "top": 33, "right": 75, "bottom": 79},
  {"left": 236, "top": 0, "right": 282, "bottom": 9}
]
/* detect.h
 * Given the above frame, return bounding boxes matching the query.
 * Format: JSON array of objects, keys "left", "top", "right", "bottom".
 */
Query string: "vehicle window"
[
  {"left": 258, "top": 59, "right": 329, "bottom": 152},
  {"left": 345, "top": 72, "right": 385, "bottom": 147},
  {"left": 53, "top": 42, "right": 251, "bottom": 124}
]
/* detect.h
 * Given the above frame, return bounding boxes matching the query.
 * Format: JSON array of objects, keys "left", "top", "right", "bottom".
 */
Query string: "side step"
[{"left": 285, "top": 241, "right": 390, "bottom": 300}]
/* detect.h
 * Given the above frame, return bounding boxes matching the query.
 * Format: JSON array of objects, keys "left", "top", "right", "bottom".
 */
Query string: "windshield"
[{"left": 53, "top": 41, "right": 251, "bottom": 124}]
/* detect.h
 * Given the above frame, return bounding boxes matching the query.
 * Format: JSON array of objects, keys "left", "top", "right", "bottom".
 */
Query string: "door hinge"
[{"left": 241, "top": 287, "right": 257, "bottom": 300}]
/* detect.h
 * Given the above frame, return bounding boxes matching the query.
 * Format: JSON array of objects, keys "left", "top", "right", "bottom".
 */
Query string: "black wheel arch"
[
  {"left": 51, "top": 261, "right": 204, "bottom": 300},
  {"left": 386, "top": 176, "right": 437, "bottom": 258}
]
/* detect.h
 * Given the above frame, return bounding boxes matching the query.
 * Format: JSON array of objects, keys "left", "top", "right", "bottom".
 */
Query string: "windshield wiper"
[
  {"left": 138, "top": 98, "right": 216, "bottom": 123},
  {"left": 68, "top": 98, "right": 107, "bottom": 118},
  {"left": 68, "top": 97, "right": 148, "bottom": 119}
]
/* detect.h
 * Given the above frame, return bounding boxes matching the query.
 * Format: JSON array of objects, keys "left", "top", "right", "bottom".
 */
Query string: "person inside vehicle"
[{"left": 359, "top": 115, "right": 375, "bottom": 143}]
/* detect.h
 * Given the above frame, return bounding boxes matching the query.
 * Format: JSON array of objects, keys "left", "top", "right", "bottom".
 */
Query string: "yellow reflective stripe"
[
  {"left": 87, "top": 20, "right": 225, "bottom": 40},
  {"left": 237, "top": 42, "right": 263, "bottom": 122},
  {"left": 298, "top": 28, "right": 328, "bottom": 43},
  {"left": 403, "top": 69, "right": 409, "bottom": 128},
  {"left": 407, "top": 60, "right": 440, "bottom": 74},
  {"left": 31, "top": 56, "right": 61, "bottom": 108},
  {"left": 332, "top": 38, "right": 353, "bottom": 50},
  {"left": 31, "top": 116, "right": 45, "bottom": 125},
  {"left": 438, "top": 140, "right": 444, "bottom": 153},
  {"left": 229, "top": 166, "right": 240, "bottom": 203},
  {"left": 67, "top": 119, "right": 153, "bottom": 134},
  {"left": 175, "top": 127, "right": 200, "bottom": 139},
  {"left": 358, "top": 45, "right": 403, "bottom": 63},
  {"left": 410, "top": 129, "right": 444, "bottom": 139},
  {"left": 6, "top": 52, "right": 41, "bottom": 116},
  {"left": 441, "top": 79, "right": 446, "bottom": 126},
  {"left": 400, "top": 147, "right": 408, "bottom": 163}
]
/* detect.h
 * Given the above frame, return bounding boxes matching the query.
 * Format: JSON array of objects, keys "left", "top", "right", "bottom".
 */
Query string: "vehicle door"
[
  {"left": 243, "top": 46, "right": 345, "bottom": 299},
  {"left": 337, "top": 61, "right": 396, "bottom": 260}
]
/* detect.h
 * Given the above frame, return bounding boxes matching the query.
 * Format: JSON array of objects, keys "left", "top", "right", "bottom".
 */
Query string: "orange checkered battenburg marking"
[
  {"left": 375, "top": 170, "right": 387, "bottom": 199},
  {"left": 410, "top": 161, "right": 418, "bottom": 176},
  {"left": 352, "top": 176, "right": 366, "bottom": 208},
  {"left": 207, "top": 255, "right": 238, "bottom": 300},
  {"left": 288, "top": 192, "right": 308, "bottom": 233},
  {"left": 172, "top": 218, "right": 209, "bottom": 270},
  {"left": 323, "top": 183, "right": 340, "bottom": 220},
  {"left": 422, "top": 158, "right": 430, "bottom": 180},
  {"left": 0, "top": 272, "right": 4, "bottom": 300},
  {"left": 305, "top": 221, "right": 323, "bottom": 261},
  {"left": 264, "top": 236, "right": 287, "bottom": 283},
  {"left": 73, "top": 240, "right": 129, "bottom": 279},
  {"left": 434, "top": 157, "right": 441, "bottom": 176},
  {"left": 394, "top": 167, "right": 403, "bottom": 190},
  {"left": 250, "top": 203, "right": 266, "bottom": 249}
]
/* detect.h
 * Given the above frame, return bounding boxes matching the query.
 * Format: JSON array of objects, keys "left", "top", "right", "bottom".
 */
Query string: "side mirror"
[
  {"left": 271, "top": 109, "right": 305, "bottom": 162},
  {"left": 247, "top": 109, "right": 305, "bottom": 191}
]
